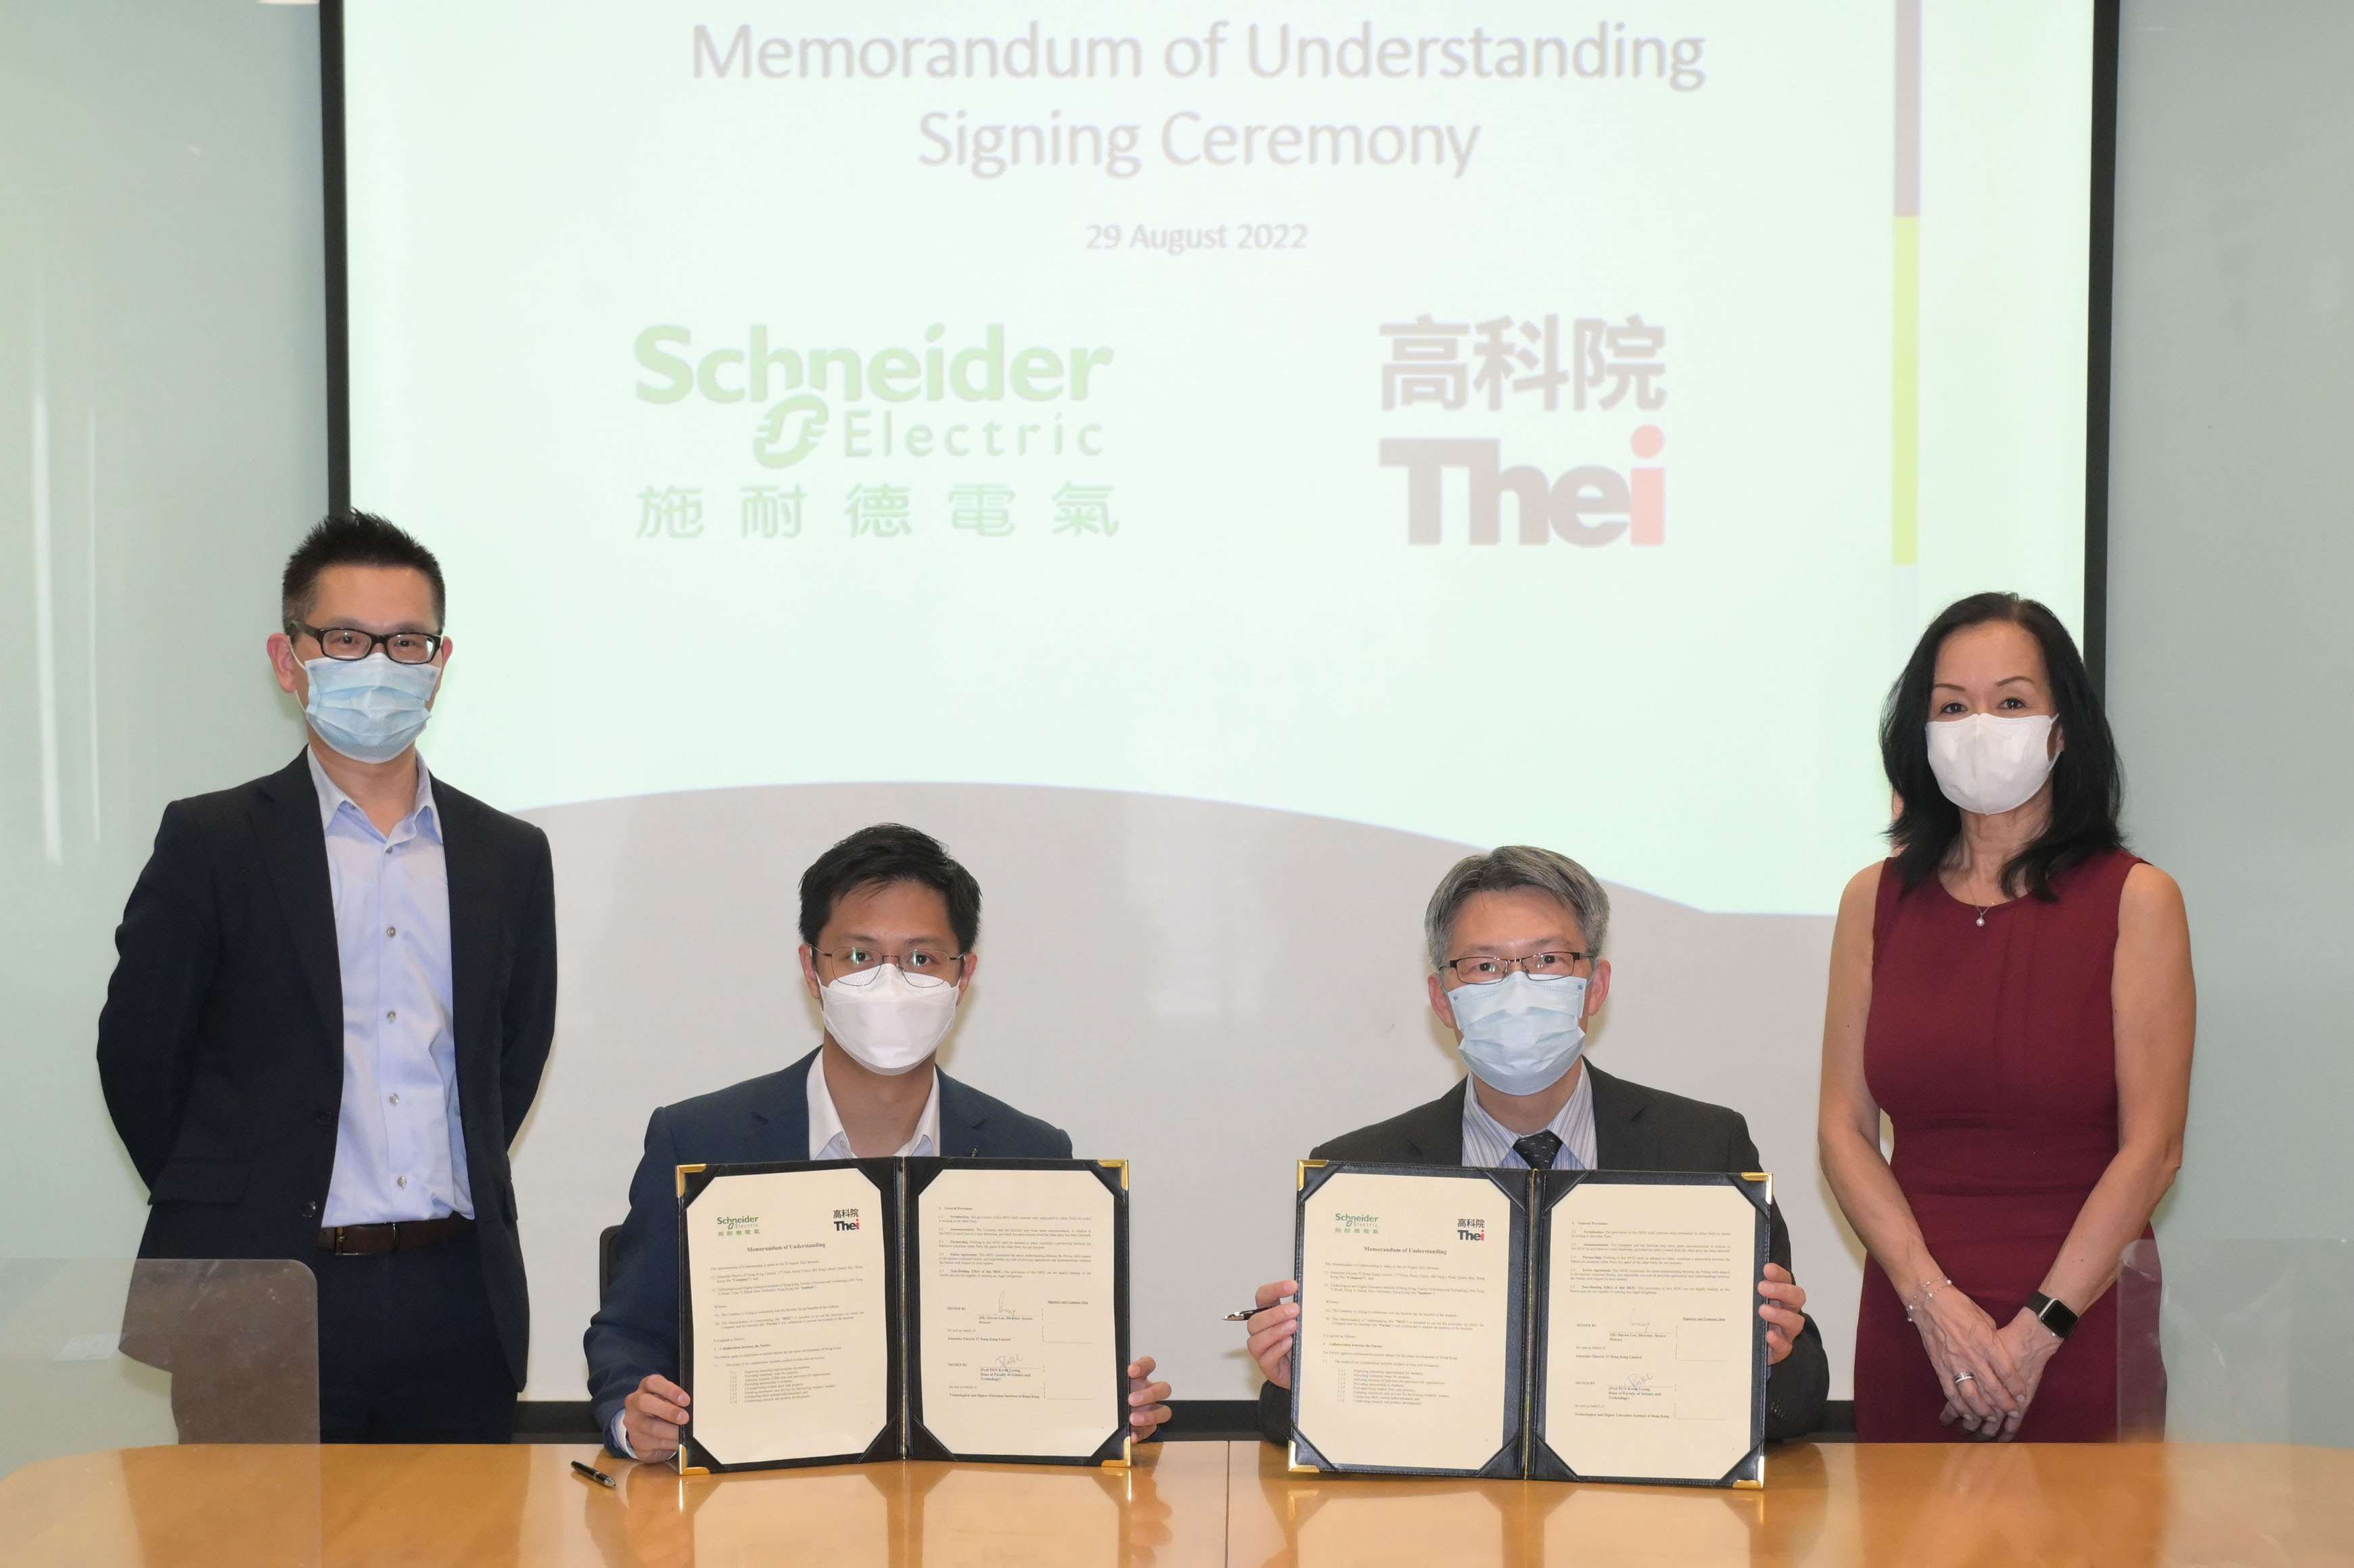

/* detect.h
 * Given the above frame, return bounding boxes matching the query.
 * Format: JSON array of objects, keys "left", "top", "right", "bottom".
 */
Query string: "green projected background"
[{"left": 347, "top": 0, "right": 2090, "bottom": 920}]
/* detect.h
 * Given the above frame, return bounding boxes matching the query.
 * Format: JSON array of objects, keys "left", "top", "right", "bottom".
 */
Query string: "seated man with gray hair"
[{"left": 1239, "top": 845, "right": 1830, "bottom": 1442}]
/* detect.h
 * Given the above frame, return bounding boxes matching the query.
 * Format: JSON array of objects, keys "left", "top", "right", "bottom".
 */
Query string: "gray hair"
[{"left": 1424, "top": 846, "right": 1612, "bottom": 972}]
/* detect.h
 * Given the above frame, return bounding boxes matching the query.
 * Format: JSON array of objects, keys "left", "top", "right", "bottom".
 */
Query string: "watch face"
[{"left": 2031, "top": 1294, "right": 2079, "bottom": 1339}]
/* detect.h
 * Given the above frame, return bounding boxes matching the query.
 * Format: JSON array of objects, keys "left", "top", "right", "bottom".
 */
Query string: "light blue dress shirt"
[
  {"left": 308, "top": 749, "right": 472, "bottom": 1227},
  {"left": 1459, "top": 1065, "right": 1596, "bottom": 1171}
]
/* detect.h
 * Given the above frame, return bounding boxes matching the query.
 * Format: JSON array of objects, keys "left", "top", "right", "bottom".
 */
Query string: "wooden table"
[{"left": 3, "top": 1438, "right": 2351, "bottom": 1565}]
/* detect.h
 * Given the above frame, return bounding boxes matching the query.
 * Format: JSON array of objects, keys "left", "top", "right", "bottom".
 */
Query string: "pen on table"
[{"left": 572, "top": 1460, "right": 618, "bottom": 1490}]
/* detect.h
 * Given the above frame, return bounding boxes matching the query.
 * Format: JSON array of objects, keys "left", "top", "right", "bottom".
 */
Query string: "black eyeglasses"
[
  {"left": 287, "top": 622, "right": 445, "bottom": 664},
  {"left": 1443, "top": 952, "right": 1593, "bottom": 985}
]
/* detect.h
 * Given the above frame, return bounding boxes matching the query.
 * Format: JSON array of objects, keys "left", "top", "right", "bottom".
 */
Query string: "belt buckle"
[
  {"left": 388, "top": 1221, "right": 403, "bottom": 1252},
  {"left": 333, "top": 1225, "right": 352, "bottom": 1255}
]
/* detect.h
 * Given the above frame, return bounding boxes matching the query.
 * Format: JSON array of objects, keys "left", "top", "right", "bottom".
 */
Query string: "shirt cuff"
[{"left": 607, "top": 1408, "right": 639, "bottom": 1460}]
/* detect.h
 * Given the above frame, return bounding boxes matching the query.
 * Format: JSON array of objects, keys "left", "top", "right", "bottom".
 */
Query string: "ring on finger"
[{"left": 1953, "top": 1371, "right": 1977, "bottom": 1385}]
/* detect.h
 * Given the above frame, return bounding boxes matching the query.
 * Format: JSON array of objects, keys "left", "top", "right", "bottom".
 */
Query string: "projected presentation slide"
[{"left": 344, "top": 0, "right": 2092, "bottom": 921}]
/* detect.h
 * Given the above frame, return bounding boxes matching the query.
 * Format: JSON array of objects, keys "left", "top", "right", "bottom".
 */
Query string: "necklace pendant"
[{"left": 1975, "top": 910, "right": 1987, "bottom": 927}]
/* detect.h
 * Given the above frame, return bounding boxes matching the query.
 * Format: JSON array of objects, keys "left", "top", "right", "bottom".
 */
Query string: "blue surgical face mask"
[
  {"left": 302, "top": 653, "right": 439, "bottom": 764},
  {"left": 1448, "top": 970, "right": 1590, "bottom": 1097}
]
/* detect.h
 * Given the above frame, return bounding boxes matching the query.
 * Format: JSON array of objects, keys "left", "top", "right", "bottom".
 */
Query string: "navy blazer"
[
  {"left": 1256, "top": 1065, "right": 1832, "bottom": 1444},
  {"left": 584, "top": 1047, "right": 1072, "bottom": 1440}
]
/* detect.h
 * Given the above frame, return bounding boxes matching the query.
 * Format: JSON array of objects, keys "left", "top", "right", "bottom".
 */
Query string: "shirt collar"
[
  {"left": 1464, "top": 1062, "right": 1592, "bottom": 1153},
  {"left": 808, "top": 1048, "right": 942, "bottom": 1160},
  {"left": 305, "top": 746, "right": 440, "bottom": 843}
]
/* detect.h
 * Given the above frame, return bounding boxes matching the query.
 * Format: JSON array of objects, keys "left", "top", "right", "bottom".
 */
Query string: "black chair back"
[{"left": 598, "top": 1224, "right": 622, "bottom": 1297}]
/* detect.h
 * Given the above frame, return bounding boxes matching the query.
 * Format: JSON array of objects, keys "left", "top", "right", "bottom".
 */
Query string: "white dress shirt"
[
  {"left": 1458, "top": 1063, "right": 1597, "bottom": 1170},
  {"left": 808, "top": 1049, "right": 942, "bottom": 1159},
  {"left": 309, "top": 749, "right": 471, "bottom": 1226}
]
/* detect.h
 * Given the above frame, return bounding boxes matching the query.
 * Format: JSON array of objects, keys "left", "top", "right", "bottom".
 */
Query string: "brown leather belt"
[{"left": 317, "top": 1215, "right": 475, "bottom": 1256}]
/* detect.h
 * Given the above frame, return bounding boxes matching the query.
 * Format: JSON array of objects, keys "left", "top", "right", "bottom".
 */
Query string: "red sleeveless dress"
[{"left": 1853, "top": 847, "right": 2151, "bottom": 1441}]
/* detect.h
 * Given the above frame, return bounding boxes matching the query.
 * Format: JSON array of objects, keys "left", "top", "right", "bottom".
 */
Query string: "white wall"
[
  {"left": 2106, "top": 0, "right": 2354, "bottom": 1439},
  {"left": 2109, "top": 0, "right": 2354, "bottom": 1240},
  {"left": 0, "top": 1, "right": 326, "bottom": 1255}
]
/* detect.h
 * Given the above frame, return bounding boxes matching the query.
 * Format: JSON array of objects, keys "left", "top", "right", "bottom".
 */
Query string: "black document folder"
[
  {"left": 676, "top": 1156, "right": 1132, "bottom": 1475},
  {"left": 1287, "top": 1161, "right": 1771, "bottom": 1488}
]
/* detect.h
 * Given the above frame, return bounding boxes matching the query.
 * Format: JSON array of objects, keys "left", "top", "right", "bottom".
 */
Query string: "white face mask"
[
  {"left": 1448, "top": 971, "right": 1590, "bottom": 1097},
  {"left": 1925, "top": 713, "right": 2059, "bottom": 816},
  {"left": 821, "top": 965, "right": 961, "bottom": 1076}
]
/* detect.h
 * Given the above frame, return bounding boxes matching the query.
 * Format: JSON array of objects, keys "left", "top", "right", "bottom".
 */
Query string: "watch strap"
[{"left": 2026, "top": 1291, "right": 2079, "bottom": 1340}]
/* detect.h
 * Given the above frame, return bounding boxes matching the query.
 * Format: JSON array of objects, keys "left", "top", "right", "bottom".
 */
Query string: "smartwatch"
[{"left": 2025, "top": 1291, "right": 2079, "bottom": 1341}]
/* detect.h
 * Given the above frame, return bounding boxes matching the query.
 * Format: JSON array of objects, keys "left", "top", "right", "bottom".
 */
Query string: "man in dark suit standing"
[
  {"left": 586, "top": 823, "right": 1175, "bottom": 1462},
  {"left": 1241, "top": 846, "right": 1829, "bottom": 1444},
  {"left": 97, "top": 512, "right": 556, "bottom": 1443}
]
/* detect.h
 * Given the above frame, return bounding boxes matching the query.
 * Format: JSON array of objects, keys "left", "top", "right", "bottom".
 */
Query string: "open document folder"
[
  {"left": 1289, "top": 1163, "right": 1771, "bottom": 1488},
  {"left": 676, "top": 1157, "right": 1132, "bottom": 1474}
]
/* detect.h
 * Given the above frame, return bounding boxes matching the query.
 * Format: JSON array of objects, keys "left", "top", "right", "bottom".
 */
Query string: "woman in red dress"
[{"left": 1820, "top": 594, "right": 2194, "bottom": 1441}]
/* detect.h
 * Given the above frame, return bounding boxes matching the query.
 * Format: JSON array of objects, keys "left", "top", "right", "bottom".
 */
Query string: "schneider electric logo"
[
  {"left": 1334, "top": 1212, "right": 1380, "bottom": 1236},
  {"left": 634, "top": 324, "right": 1113, "bottom": 468},
  {"left": 716, "top": 1214, "right": 760, "bottom": 1237}
]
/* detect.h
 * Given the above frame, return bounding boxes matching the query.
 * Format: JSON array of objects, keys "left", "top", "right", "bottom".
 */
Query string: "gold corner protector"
[
  {"left": 680, "top": 1464, "right": 710, "bottom": 1477},
  {"left": 1297, "top": 1158, "right": 1327, "bottom": 1191},
  {"left": 1287, "top": 1440, "right": 1319, "bottom": 1475},
  {"left": 1097, "top": 1158, "right": 1130, "bottom": 1190},
  {"left": 1101, "top": 1433, "right": 1134, "bottom": 1470},
  {"left": 1733, "top": 1447, "right": 1766, "bottom": 1489},
  {"left": 676, "top": 1163, "right": 708, "bottom": 1199},
  {"left": 1740, "top": 1171, "right": 1774, "bottom": 1205}
]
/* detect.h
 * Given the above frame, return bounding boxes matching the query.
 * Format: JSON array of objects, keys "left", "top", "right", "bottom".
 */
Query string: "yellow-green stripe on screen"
[{"left": 1892, "top": 214, "right": 1920, "bottom": 566}]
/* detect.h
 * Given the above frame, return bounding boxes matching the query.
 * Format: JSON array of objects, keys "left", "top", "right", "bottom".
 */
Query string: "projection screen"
[{"left": 338, "top": 0, "right": 2104, "bottom": 1403}]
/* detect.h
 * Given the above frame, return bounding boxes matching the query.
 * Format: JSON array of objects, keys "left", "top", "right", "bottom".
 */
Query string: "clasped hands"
[
  {"left": 1908, "top": 1283, "right": 2064, "bottom": 1440},
  {"left": 620, "top": 1359, "right": 1175, "bottom": 1463},
  {"left": 1243, "top": 1264, "right": 1812, "bottom": 1389}
]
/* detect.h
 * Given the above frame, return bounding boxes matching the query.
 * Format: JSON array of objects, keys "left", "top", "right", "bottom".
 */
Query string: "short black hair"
[
  {"left": 281, "top": 511, "right": 446, "bottom": 628},
  {"left": 798, "top": 824, "right": 982, "bottom": 953},
  {"left": 1881, "top": 592, "right": 2124, "bottom": 900}
]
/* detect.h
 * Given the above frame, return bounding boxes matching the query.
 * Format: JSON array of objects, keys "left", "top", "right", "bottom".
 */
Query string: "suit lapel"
[
  {"left": 752, "top": 1052, "right": 818, "bottom": 1159},
  {"left": 436, "top": 783, "right": 500, "bottom": 1094},
  {"left": 252, "top": 752, "right": 342, "bottom": 1052},
  {"left": 1400, "top": 1080, "right": 1469, "bottom": 1163},
  {"left": 935, "top": 1071, "right": 992, "bottom": 1159},
  {"left": 1587, "top": 1065, "right": 1653, "bottom": 1170}
]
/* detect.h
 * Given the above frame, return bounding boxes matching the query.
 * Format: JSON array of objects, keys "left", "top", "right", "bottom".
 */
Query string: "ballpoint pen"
[
  {"left": 571, "top": 1459, "right": 618, "bottom": 1490},
  {"left": 1223, "top": 1301, "right": 1294, "bottom": 1321}
]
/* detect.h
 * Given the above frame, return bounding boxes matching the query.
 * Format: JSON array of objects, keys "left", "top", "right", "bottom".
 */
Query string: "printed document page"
[
  {"left": 915, "top": 1166, "right": 1119, "bottom": 1458},
  {"left": 684, "top": 1166, "right": 890, "bottom": 1467},
  {"left": 1295, "top": 1170, "right": 1514, "bottom": 1471},
  {"left": 1543, "top": 1180, "right": 1758, "bottom": 1481}
]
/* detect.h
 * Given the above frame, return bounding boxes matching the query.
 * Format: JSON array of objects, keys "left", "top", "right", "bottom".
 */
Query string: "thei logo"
[{"left": 1381, "top": 425, "right": 1666, "bottom": 545}]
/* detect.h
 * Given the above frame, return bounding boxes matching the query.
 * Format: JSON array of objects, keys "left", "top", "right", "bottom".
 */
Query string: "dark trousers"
[{"left": 313, "top": 1232, "right": 516, "bottom": 1443}]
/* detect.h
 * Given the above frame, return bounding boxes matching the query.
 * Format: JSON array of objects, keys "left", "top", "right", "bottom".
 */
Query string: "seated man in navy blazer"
[
  {"left": 1238, "top": 845, "right": 1830, "bottom": 1443},
  {"left": 586, "top": 823, "right": 1174, "bottom": 1460}
]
